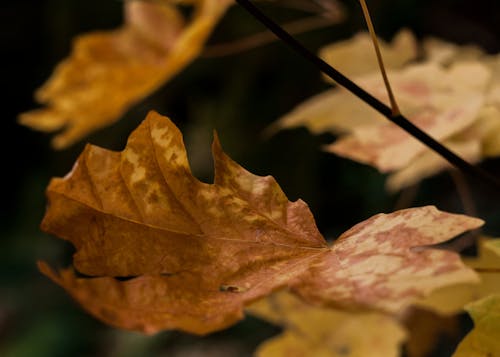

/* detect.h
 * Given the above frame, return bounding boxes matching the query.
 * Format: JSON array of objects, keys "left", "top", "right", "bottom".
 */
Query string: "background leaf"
[
  {"left": 249, "top": 291, "right": 407, "bottom": 357},
  {"left": 452, "top": 294, "right": 500, "bottom": 356}
]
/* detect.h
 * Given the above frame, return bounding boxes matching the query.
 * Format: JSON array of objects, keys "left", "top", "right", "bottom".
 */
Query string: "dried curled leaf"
[
  {"left": 19, "top": 0, "right": 231, "bottom": 149},
  {"left": 416, "top": 238, "right": 500, "bottom": 315},
  {"left": 40, "top": 112, "right": 482, "bottom": 334},
  {"left": 452, "top": 294, "right": 500, "bottom": 356},
  {"left": 248, "top": 291, "right": 407, "bottom": 357}
]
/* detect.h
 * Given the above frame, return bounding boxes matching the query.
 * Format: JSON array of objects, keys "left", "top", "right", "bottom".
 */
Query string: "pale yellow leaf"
[
  {"left": 266, "top": 87, "right": 384, "bottom": 136},
  {"left": 386, "top": 139, "right": 481, "bottom": 192},
  {"left": 249, "top": 291, "right": 407, "bottom": 357},
  {"left": 320, "top": 29, "right": 417, "bottom": 79},
  {"left": 327, "top": 62, "right": 488, "bottom": 172},
  {"left": 423, "top": 37, "right": 484, "bottom": 66},
  {"left": 272, "top": 33, "right": 500, "bottom": 190},
  {"left": 416, "top": 238, "right": 500, "bottom": 315}
]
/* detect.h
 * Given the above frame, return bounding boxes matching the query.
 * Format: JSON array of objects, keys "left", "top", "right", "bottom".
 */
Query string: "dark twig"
[
  {"left": 450, "top": 170, "right": 477, "bottom": 217},
  {"left": 235, "top": 0, "right": 500, "bottom": 191},
  {"left": 203, "top": 15, "right": 337, "bottom": 58},
  {"left": 393, "top": 183, "right": 420, "bottom": 211}
]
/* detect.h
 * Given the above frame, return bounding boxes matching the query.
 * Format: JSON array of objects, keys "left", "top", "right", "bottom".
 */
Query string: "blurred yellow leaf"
[
  {"left": 19, "top": 0, "right": 231, "bottom": 149},
  {"left": 271, "top": 32, "right": 500, "bottom": 191},
  {"left": 319, "top": 29, "right": 417, "bottom": 79},
  {"left": 423, "top": 37, "right": 484, "bottom": 66},
  {"left": 267, "top": 30, "right": 416, "bottom": 136},
  {"left": 416, "top": 238, "right": 500, "bottom": 315},
  {"left": 452, "top": 294, "right": 500, "bottom": 356},
  {"left": 249, "top": 291, "right": 407, "bottom": 357},
  {"left": 327, "top": 63, "right": 488, "bottom": 172}
]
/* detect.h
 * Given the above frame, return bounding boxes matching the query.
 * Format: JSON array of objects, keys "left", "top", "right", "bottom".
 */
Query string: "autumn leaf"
[
  {"left": 248, "top": 291, "right": 407, "bottom": 357},
  {"left": 452, "top": 294, "right": 500, "bottom": 356},
  {"left": 266, "top": 29, "right": 417, "bottom": 136},
  {"left": 319, "top": 29, "right": 417, "bottom": 79},
  {"left": 423, "top": 37, "right": 484, "bottom": 67},
  {"left": 270, "top": 31, "right": 500, "bottom": 191},
  {"left": 39, "top": 111, "right": 482, "bottom": 335},
  {"left": 19, "top": 0, "right": 231, "bottom": 149},
  {"left": 327, "top": 62, "right": 487, "bottom": 168},
  {"left": 416, "top": 238, "right": 500, "bottom": 315}
]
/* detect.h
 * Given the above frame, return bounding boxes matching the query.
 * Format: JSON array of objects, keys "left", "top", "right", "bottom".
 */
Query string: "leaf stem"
[
  {"left": 235, "top": 0, "right": 500, "bottom": 191},
  {"left": 358, "top": 0, "right": 400, "bottom": 115}
]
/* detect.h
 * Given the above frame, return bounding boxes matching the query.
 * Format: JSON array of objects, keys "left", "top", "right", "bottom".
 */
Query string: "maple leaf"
[
  {"left": 248, "top": 291, "right": 407, "bottom": 357},
  {"left": 270, "top": 31, "right": 500, "bottom": 191},
  {"left": 19, "top": 0, "right": 231, "bottom": 149},
  {"left": 39, "top": 111, "right": 482, "bottom": 335},
  {"left": 416, "top": 238, "right": 500, "bottom": 315},
  {"left": 423, "top": 37, "right": 485, "bottom": 67},
  {"left": 319, "top": 29, "right": 417, "bottom": 80},
  {"left": 452, "top": 294, "right": 500, "bottom": 356},
  {"left": 266, "top": 29, "right": 417, "bottom": 136}
]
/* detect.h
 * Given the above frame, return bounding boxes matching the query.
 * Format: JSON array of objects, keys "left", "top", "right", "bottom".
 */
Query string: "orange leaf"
[
  {"left": 19, "top": 0, "right": 231, "bottom": 149},
  {"left": 40, "top": 111, "right": 482, "bottom": 334}
]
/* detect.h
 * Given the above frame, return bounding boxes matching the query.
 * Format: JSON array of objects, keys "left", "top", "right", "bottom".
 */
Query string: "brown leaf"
[
  {"left": 40, "top": 111, "right": 483, "bottom": 334},
  {"left": 19, "top": 0, "right": 231, "bottom": 149}
]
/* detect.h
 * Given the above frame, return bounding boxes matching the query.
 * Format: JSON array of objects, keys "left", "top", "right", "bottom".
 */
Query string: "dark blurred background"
[{"left": 1, "top": 0, "right": 500, "bottom": 356}]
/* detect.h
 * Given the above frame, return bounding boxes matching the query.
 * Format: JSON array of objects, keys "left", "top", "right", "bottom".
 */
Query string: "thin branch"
[
  {"left": 393, "top": 183, "right": 419, "bottom": 210},
  {"left": 358, "top": 0, "right": 400, "bottom": 115},
  {"left": 235, "top": 0, "right": 500, "bottom": 191},
  {"left": 450, "top": 170, "right": 477, "bottom": 217},
  {"left": 203, "top": 15, "right": 337, "bottom": 57}
]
